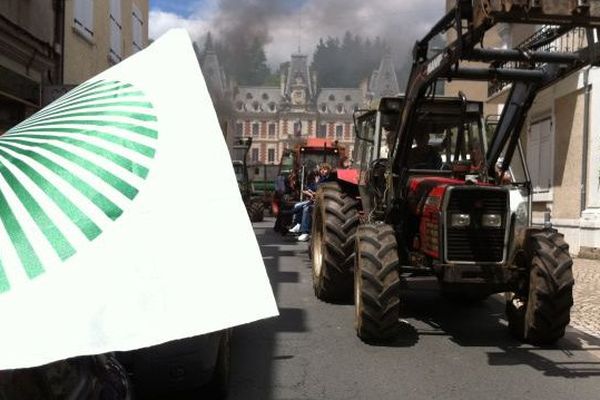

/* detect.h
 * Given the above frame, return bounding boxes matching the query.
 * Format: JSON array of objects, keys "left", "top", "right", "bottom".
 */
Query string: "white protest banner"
[{"left": 0, "top": 29, "right": 278, "bottom": 370}]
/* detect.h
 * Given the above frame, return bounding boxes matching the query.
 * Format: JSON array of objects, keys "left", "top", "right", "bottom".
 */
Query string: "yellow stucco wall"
[
  {"left": 553, "top": 89, "right": 584, "bottom": 219},
  {"left": 63, "top": 0, "right": 148, "bottom": 85}
]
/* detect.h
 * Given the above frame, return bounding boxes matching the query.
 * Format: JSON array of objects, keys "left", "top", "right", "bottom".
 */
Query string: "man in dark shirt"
[{"left": 407, "top": 129, "right": 442, "bottom": 170}]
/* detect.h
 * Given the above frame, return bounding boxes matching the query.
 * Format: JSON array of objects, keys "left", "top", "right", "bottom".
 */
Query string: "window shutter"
[
  {"left": 538, "top": 119, "right": 553, "bottom": 192},
  {"left": 132, "top": 4, "right": 144, "bottom": 52},
  {"left": 109, "top": 0, "right": 122, "bottom": 62},
  {"left": 109, "top": 20, "right": 122, "bottom": 62},
  {"left": 74, "top": 0, "right": 94, "bottom": 39},
  {"left": 527, "top": 121, "right": 541, "bottom": 191},
  {"left": 110, "top": 0, "right": 122, "bottom": 26},
  {"left": 74, "top": 0, "right": 85, "bottom": 27}
]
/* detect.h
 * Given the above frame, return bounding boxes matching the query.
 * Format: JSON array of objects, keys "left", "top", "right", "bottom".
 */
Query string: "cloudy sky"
[{"left": 149, "top": 0, "right": 446, "bottom": 67}]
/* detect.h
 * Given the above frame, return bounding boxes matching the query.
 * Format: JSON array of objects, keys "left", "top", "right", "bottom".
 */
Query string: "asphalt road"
[{"left": 228, "top": 218, "right": 600, "bottom": 400}]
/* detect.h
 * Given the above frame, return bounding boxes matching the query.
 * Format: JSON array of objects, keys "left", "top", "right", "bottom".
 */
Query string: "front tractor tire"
[
  {"left": 311, "top": 183, "right": 359, "bottom": 302},
  {"left": 354, "top": 224, "right": 401, "bottom": 343},
  {"left": 506, "top": 229, "right": 574, "bottom": 345},
  {"left": 248, "top": 200, "right": 264, "bottom": 223}
]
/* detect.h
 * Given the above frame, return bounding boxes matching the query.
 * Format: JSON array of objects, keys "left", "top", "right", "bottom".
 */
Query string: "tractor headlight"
[
  {"left": 482, "top": 214, "right": 502, "bottom": 228},
  {"left": 515, "top": 201, "right": 529, "bottom": 227},
  {"left": 510, "top": 187, "right": 530, "bottom": 229},
  {"left": 451, "top": 214, "right": 471, "bottom": 228}
]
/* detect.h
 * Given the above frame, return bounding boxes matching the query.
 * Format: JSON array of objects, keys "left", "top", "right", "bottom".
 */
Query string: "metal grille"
[{"left": 445, "top": 188, "right": 508, "bottom": 263}]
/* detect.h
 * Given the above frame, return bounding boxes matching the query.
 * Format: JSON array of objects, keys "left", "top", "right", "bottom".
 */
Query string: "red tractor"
[
  {"left": 311, "top": 0, "right": 600, "bottom": 345},
  {"left": 272, "top": 138, "right": 349, "bottom": 233}
]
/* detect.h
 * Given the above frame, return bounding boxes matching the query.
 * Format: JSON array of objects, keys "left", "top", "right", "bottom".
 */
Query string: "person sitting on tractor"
[
  {"left": 289, "top": 163, "right": 333, "bottom": 242},
  {"left": 408, "top": 128, "right": 442, "bottom": 170},
  {"left": 288, "top": 169, "right": 319, "bottom": 234},
  {"left": 340, "top": 156, "right": 352, "bottom": 169}
]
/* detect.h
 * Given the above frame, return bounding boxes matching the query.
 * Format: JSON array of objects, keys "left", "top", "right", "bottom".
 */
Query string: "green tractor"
[{"left": 233, "top": 137, "right": 265, "bottom": 222}]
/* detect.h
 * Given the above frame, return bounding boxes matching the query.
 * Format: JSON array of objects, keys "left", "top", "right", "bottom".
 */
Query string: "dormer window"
[
  {"left": 320, "top": 103, "right": 328, "bottom": 113},
  {"left": 252, "top": 101, "right": 260, "bottom": 111},
  {"left": 345, "top": 94, "right": 352, "bottom": 101},
  {"left": 268, "top": 102, "right": 276, "bottom": 112},
  {"left": 236, "top": 101, "right": 244, "bottom": 111},
  {"left": 262, "top": 93, "right": 269, "bottom": 100},
  {"left": 328, "top": 94, "right": 335, "bottom": 101},
  {"left": 246, "top": 92, "right": 253, "bottom": 100},
  {"left": 336, "top": 103, "right": 344, "bottom": 113}
]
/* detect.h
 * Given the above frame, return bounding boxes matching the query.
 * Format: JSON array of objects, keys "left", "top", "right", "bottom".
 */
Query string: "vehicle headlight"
[
  {"left": 482, "top": 214, "right": 502, "bottom": 228},
  {"left": 451, "top": 214, "right": 471, "bottom": 228},
  {"left": 515, "top": 201, "right": 529, "bottom": 227}
]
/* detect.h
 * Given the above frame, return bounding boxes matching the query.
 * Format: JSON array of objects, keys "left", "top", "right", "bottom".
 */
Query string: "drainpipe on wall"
[
  {"left": 581, "top": 67, "right": 591, "bottom": 216},
  {"left": 53, "top": 0, "right": 66, "bottom": 84}
]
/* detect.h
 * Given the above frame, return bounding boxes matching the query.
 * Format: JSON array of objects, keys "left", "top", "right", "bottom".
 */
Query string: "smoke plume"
[{"left": 152, "top": 0, "right": 445, "bottom": 72}]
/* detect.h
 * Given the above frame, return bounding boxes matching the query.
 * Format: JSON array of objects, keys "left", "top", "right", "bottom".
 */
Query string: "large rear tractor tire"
[
  {"left": 506, "top": 229, "right": 574, "bottom": 345},
  {"left": 311, "top": 183, "right": 359, "bottom": 302},
  {"left": 248, "top": 200, "right": 264, "bottom": 223},
  {"left": 354, "top": 224, "right": 401, "bottom": 343}
]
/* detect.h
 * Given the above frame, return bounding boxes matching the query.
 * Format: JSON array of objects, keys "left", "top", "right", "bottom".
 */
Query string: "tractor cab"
[{"left": 232, "top": 137, "right": 265, "bottom": 222}]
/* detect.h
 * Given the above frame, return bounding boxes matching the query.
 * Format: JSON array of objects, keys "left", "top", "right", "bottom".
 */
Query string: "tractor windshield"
[
  {"left": 409, "top": 119, "right": 484, "bottom": 170},
  {"left": 299, "top": 151, "right": 340, "bottom": 172},
  {"left": 406, "top": 101, "right": 486, "bottom": 172}
]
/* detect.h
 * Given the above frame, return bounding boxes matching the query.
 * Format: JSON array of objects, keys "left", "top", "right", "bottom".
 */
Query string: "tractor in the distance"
[
  {"left": 311, "top": 0, "right": 600, "bottom": 345},
  {"left": 232, "top": 137, "right": 265, "bottom": 222},
  {"left": 272, "top": 138, "right": 348, "bottom": 233}
]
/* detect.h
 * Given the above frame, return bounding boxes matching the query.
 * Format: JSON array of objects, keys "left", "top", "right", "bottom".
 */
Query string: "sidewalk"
[{"left": 571, "top": 258, "right": 600, "bottom": 338}]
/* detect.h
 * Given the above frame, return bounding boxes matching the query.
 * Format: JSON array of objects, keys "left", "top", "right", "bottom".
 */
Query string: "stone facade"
[
  {"left": 0, "top": 0, "right": 149, "bottom": 133},
  {"left": 201, "top": 51, "right": 400, "bottom": 166},
  {"left": 63, "top": 0, "right": 149, "bottom": 85},
  {"left": 0, "top": 0, "right": 61, "bottom": 132}
]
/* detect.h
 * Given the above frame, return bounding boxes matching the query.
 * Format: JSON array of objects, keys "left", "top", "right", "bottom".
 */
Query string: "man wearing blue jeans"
[{"left": 289, "top": 163, "right": 332, "bottom": 241}]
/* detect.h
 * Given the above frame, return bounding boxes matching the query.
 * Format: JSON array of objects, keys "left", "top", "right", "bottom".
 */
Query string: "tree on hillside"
[
  {"left": 200, "top": 32, "right": 274, "bottom": 86},
  {"left": 312, "top": 32, "right": 390, "bottom": 87}
]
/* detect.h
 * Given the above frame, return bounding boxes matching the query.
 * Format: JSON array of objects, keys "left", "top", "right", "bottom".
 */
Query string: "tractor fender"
[{"left": 335, "top": 168, "right": 359, "bottom": 185}]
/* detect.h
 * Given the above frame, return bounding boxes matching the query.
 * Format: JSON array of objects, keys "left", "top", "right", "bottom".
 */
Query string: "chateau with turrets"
[{"left": 199, "top": 47, "right": 399, "bottom": 165}]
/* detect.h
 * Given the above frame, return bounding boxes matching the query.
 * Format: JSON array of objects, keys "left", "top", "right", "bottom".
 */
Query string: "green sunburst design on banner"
[{"left": 0, "top": 80, "right": 158, "bottom": 293}]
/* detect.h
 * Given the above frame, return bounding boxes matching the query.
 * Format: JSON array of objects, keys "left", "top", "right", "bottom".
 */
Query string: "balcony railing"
[{"left": 488, "top": 26, "right": 587, "bottom": 97}]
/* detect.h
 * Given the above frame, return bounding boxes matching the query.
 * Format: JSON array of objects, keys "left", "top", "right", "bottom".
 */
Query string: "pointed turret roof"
[
  {"left": 369, "top": 53, "right": 400, "bottom": 98},
  {"left": 284, "top": 53, "right": 314, "bottom": 98}
]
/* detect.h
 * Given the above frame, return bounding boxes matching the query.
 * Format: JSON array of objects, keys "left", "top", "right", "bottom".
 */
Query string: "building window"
[
  {"left": 236, "top": 122, "right": 243, "bottom": 136},
  {"left": 236, "top": 101, "right": 244, "bottom": 111},
  {"left": 74, "top": 0, "right": 94, "bottom": 41},
  {"left": 268, "top": 102, "right": 276, "bottom": 112},
  {"left": 251, "top": 148, "right": 259, "bottom": 162},
  {"left": 328, "top": 94, "right": 335, "bottom": 101},
  {"left": 527, "top": 118, "right": 553, "bottom": 199},
  {"left": 268, "top": 124, "right": 276, "bottom": 137},
  {"left": 336, "top": 125, "right": 343, "bottom": 138},
  {"left": 293, "top": 121, "right": 302, "bottom": 136},
  {"left": 252, "top": 101, "right": 260, "bottom": 111},
  {"left": 345, "top": 94, "right": 352, "bottom": 101},
  {"left": 337, "top": 104, "right": 344, "bottom": 113},
  {"left": 317, "top": 124, "right": 327, "bottom": 138},
  {"left": 246, "top": 92, "right": 253, "bottom": 100},
  {"left": 262, "top": 93, "right": 269, "bottom": 100},
  {"left": 252, "top": 122, "right": 259, "bottom": 137},
  {"left": 320, "top": 103, "right": 328, "bottom": 113},
  {"left": 132, "top": 4, "right": 144, "bottom": 52},
  {"left": 109, "top": 0, "right": 123, "bottom": 63},
  {"left": 268, "top": 148, "right": 275, "bottom": 163}
]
